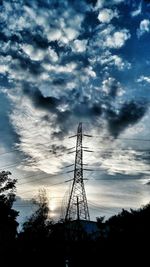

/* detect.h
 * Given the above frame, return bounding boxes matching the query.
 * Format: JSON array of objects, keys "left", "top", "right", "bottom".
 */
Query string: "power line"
[
  {"left": 14, "top": 200, "right": 63, "bottom": 207},
  {"left": 0, "top": 148, "right": 149, "bottom": 172},
  {"left": 91, "top": 136, "right": 150, "bottom": 142},
  {"left": 92, "top": 148, "right": 150, "bottom": 152},
  {"left": 89, "top": 206, "right": 114, "bottom": 214},
  {"left": 17, "top": 180, "right": 68, "bottom": 196},
  {"left": 0, "top": 136, "right": 149, "bottom": 157},
  {"left": 0, "top": 151, "right": 68, "bottom": 170},
  {"left": 17, "top": 171, "right": 67, "bottom": 186},
  {"left": 113, "top": 137, "right": 150, "bottom": 142},
  {"left": 3, "top": 165, "right": 100, "bottom": 182},
  {"left": 0, "top": 141, "right": 74, "bottom": 157},
  {"left": 16, "top": 169, "right": 150, "bottom": 191},
  {"left": 0, "top": 148, "right": 20, "bottom": 156},
  {"left": 12, "top": 171, "right": 52, "bottom": 181},
  {"left": 17, "top": 196, "right": 64, "bottom": 201},
  {"left": 0, "top": 141, "right": 52, "bottom": 157},
  {"left": 0, "top": 160, "right": 27, "bottom": 170},
  {"left": 10, "top": 158, "right": 150, "bottom": 186},
  {"left": 13, "top": 206, "right": 33, "bottom": 208},
  {"left": 14, "top": 170, "right": 70, "bottom": 182},
  {"left": 88, "top": 203, "right": 113, "bottom": 213}
]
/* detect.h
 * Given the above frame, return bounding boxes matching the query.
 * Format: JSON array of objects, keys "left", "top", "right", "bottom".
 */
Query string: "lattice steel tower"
[{"left": 65, "top": 123, "right": 90, "bottom": 221}]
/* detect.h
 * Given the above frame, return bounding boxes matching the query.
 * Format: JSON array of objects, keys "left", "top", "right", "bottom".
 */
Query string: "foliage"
[
  {"left": 0, "top": 171, "right": 18, "bottom": 261},
  {"left": 0, "top": 171, "right": 18, "bottom": 224},
  {"left": 0, "top": 170, "right": 16, "bottom": 194},
  {"left": 22, "top": 188, "right": 50, "bottom": 233}
]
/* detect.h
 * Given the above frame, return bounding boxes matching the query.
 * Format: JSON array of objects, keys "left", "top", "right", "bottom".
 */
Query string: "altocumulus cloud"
[{"left": 0, "top": 0, "right": 149, "bottom": 176}]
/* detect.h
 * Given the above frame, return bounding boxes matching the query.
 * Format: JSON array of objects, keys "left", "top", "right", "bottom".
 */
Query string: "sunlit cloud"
[
  {"left": 98, "top": 8, "right": 119, "bottom": 24},
  {"left": 137, "top": 75, "right": 150, "bottom": 84},
  {"left": 137, "top": 19, "right": 150, "bottom": 38}
]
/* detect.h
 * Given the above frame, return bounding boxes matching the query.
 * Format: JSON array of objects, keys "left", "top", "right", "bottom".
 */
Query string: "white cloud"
[
  {"left": 137, "top": 75, "right": 150, "bottom": 83},
  {"left": 102, "top": 77, "right": 124, "bottom": 96},
  {"left": 22, "top": 44, "right": 45, "bottom": 61},
  {"left": 131, "top": 1, "right": 142, "bottom": 17},
  {"left": 137, "top": 19, "right": 150, "bottom": 37},
  {"left": 18, "top": 45, "right": 59, "bottom": 79},
  {"left": 48, "top": 47, "right": 59, "bottom": 62},
  {"left": 47, "top": 29, "right": 62, "bottom": 42},
  {"left": 93, "top": 26, "right": 130, "bottom": 50},
  {"left": 47, "top": 23, "right": 83, "bottom": 45},
  {"left": 45, "top": 11, "right": 84, "bottom": 45},
  {"left": 3, "top": 1, "right": 84, "bottom": 47},
  {"left": 64, "top": 27, "right": 79, "bottom": 41},
  {"left": 100, "top": 52, "right": 131, "bottom": 70},
  {"left": 72, "top": 39, "right": 87, "bottom": 52},
  {"left": 95, "top": 0, "right": 123, "bottom": 10},
  {"left": 42, "top": 62, "right": 76, "bottom": 74},
  {"left": 100, "top": 148, "right": 150, "bottom": 175},
  {"left": 100, "top": 24, "right": 114, "bottom": 37},
  {"left": 0, "top": 55, "right": 12, "bottom": 70},
  {"left": 104, "top": 29, "right": 130, "bottom": 49},
  {"left": 0, "top": 65, "right": 9, "bottom": 74},
  {"left": 84, "top": 66, "right": 96, "bottom": 78},
  {"left": 98, "top": 8, "right": 118, "bottom": 23},
  {"left": 8, "top": 93, "right": 66, "bottom": 174}
]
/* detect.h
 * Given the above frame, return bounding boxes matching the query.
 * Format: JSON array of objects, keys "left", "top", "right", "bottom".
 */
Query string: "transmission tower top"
[{"left": 65, "top": 122, "right": 90, "bottom": 221}]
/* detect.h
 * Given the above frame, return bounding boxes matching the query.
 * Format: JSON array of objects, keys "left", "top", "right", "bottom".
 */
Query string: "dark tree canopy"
[
  {"left": 0, "top": 170, "right": 16, "bottom": 194},
  {"left": 0, "top": 171, "right": 19, "bottom": 255}
]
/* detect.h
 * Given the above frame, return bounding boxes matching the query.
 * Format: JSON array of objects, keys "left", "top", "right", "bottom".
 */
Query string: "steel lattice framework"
[{"left": 65, "top": 123, "right": 90, "bottom": 221}]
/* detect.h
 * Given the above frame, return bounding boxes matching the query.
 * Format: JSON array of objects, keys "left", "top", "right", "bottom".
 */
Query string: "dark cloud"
[
  {"left": 52, "top": 78, "right": 67, "bottom": 86},
  {"left": 0, "top": 74, "right": 11, "bottom": 88},
  {"left": 20, "top": 29, "right": 49, "bottom": 49},
  {"left": 49, "top": 41, "right": 68, "bottom": 55},
  {"left": 85, "top": 0, "right": 97, "bottom": 6},
  {"left": 0, "top": 92, "right": 19, "bottom": 149},
  {"left": 0, "top": 31, "right": 22, "bottom": 44},
  {"left": 22, "top": 83, "right": 59, "bottom": 111},
  {"left": 0, "top": 32, "right": 9, "bottom": 42},
  {"left": 109, "top": 83, "right": 119, "bottom": 98},
  {"left": 20, "top": 76, "right": 148, "bottom": 139},
  {"left": 91, "top": 104, "right": 102, "bottom": 116},
  {"left": 61, "top": 53, "right": 89, "bottom": 68},
  {"left": 107, "top": 101, "right": 147, "bottom": 137},
  {"left": 0, "top": 42, "right": 43, "bottom": 76},
  {"left": 23, "top": 0, "right": 50, "bottom": 8},
  {"left": 11, "top": 52, "right": 43, "bottom": 75},
  {"left": 135, "top": 151, "right": 150, "bottom": 165},
  {"left": 50, "top": 144, "right": 67, "bottom": 155}
]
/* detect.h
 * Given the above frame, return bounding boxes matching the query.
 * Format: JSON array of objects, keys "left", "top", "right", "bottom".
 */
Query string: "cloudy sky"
[{"left": 0, "top": 0, "right": 150, "bottom": 222}]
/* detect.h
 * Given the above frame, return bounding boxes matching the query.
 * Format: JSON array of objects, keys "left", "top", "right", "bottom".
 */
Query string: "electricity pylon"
[{"left": 65, "top": 123, "right": 90, "bottom": 221}]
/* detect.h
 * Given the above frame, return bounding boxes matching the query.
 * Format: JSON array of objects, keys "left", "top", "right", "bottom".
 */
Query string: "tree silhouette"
[
  {"left": 19, "top": 189, "right": 54, "bottom": 264},
  {"left": 0, "top": 171, "right": 18, "bottom": 260},
  {"left": 22, "top": 188, "right": 50, "bottom": 233}
]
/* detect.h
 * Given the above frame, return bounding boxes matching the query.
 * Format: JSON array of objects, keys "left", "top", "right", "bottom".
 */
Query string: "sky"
[{"left": 0, "top": 0, "right": 150, "bottom": 223}]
